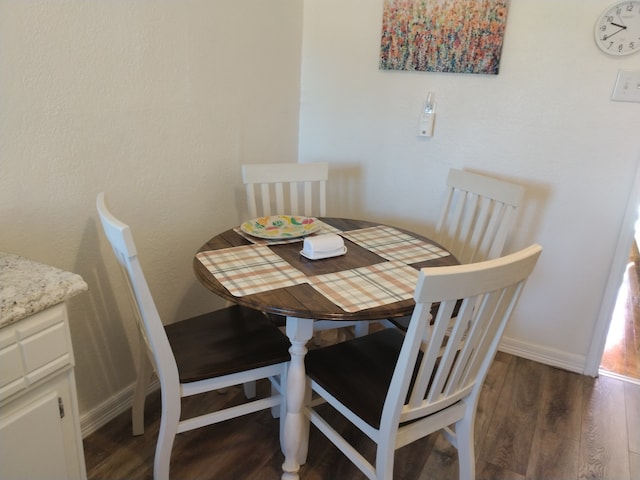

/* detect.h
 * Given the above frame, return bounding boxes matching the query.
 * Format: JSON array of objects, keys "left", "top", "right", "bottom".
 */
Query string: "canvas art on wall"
[{"left": 380, "top": 0, "right": 510, "bottom": 75}]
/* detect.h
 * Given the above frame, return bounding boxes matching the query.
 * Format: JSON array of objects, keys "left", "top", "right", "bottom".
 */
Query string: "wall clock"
[{"left": 595, "top": 1, "right": 640, "bottom": 55}]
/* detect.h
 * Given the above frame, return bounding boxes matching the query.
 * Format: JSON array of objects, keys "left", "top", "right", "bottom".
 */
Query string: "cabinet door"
[{"left": 0, "top": 391, "right": 70, "bottom": 479}]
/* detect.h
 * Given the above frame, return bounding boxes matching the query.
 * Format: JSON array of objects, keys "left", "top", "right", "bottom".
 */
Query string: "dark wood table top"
[{"left": 193, "top": 217, "right": 458, "bottom": 322}]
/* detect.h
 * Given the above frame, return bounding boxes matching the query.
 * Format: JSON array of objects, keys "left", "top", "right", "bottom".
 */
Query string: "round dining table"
[{"left": 193, "top": 217, "right": 457, "bottom": 480}]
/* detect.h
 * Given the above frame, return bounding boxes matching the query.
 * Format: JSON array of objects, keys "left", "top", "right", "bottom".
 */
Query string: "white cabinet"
[{"left": 0, "top": 303, "right": 86, "bottom": 479}]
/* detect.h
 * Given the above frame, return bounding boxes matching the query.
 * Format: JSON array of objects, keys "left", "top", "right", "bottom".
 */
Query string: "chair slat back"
[
  {"left": 96, "top": 193, "right": 178, "bottom": 389},
  {"left": 382, "top": 244, "right": 541, "bottom": 428},
  {"left": 242, "top": 162, "right": 328, "bottom": 218},
  {"left": 436, "top": 169, "right": 524, "bottom": 264}
]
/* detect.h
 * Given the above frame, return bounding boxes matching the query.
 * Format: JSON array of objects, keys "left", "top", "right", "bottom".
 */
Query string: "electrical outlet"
[{"left": 611, "top": 70, "right": 640, "bottom": 103}]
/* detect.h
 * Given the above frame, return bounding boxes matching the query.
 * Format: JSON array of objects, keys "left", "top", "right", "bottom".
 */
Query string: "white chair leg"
[
  {"left": 132, "top": 343, "right": 151, "bottom": 436},
  {"left": 376, "top": 436, "right": 396, "bottom": 480},
  {"left": 271, "top": 379, "right": 280, "bottom": 419},
  {"left": 455, "top": 416, "right": 475, "bottom": 480},
  {"left": 353, "top": 321, "right": 369, "bottom": 337},
  {"left": 277, "top": 365, "right": 289, "bottom": 454},
  {"left": 153, "top": 391, "right": 180, "bottom": 480},
  {"left": 243, "top": 381, "right": 257, "bottom": 399}
]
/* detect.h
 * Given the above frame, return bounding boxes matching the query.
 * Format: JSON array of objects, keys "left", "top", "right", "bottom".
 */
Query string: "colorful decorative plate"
[{"left": 240, "top": 215, "right": 321, "bottom": 240}]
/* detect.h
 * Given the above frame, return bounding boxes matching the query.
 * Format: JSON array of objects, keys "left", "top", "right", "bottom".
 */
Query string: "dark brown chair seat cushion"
[
  {"left": 305, "top": 329, "right": 405, "bottom": 429},
  {"left": 165, "top": 305, "right": 291, "bottom": 384},
  {"left": 305, "top": 329, "right": 447, "bottom": 431}
]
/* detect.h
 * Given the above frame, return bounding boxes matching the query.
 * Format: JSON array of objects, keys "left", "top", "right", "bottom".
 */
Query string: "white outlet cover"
[{"left": 611, "top": 70, "right": 640, "bottom": 103}]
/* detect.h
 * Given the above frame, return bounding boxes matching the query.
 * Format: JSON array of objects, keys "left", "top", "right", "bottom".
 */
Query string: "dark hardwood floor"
[
  {"left": 84, "top": 349, "right": 640, "bottom": 480},
  {"left": 600, "top": 242, "right": 640, "bottom": 381}
]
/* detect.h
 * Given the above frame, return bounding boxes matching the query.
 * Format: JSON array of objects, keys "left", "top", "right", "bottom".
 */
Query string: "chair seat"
[
  {"left": 306, "top": 329, "right": 405, "bottom": 429},
  {"left": 166, "top": 305, "right": 291, "bottom": 384}
]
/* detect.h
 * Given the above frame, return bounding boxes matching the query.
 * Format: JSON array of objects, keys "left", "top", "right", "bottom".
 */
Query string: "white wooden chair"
[
  {"left": 387, "top": 169, "right": 524, "bottom": 331},
  {"left": 242, "top": 162, "right": 369, "bottom": 339},
  {"left": 304, "top": 244, "right": 542, "bottom": 480},
  {"left": 436, "top": 168, "right": 524, "bottom": 264},
  {"left": 242, "top": 162, "right": 328, "bottom": 218},
  {"left": 96, "top": 193, "right": 290, "bottom": 480}
]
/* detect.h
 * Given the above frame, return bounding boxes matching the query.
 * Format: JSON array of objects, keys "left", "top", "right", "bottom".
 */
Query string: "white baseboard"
[
  {"left": 499, "top": 336, "right": 587, "bottom": 375},
  {"left": 80, "top": 380, "right": 159, "bottom": 438},
  {"left": 598, "top": 369, "right": 640, "bottom": 386}
]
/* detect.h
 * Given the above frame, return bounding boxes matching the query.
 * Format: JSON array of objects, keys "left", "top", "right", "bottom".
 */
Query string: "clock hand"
[
  {"left": 604, "top": 27, "right": 626, "bottom": 40},
  {"left": 610, "top": 22, "right": 627, "bottom": 29}
]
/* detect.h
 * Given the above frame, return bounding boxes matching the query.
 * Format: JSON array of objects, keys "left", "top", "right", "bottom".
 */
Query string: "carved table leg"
[{"left": 281, "top": 317, "right": 314, "bottom": 480}]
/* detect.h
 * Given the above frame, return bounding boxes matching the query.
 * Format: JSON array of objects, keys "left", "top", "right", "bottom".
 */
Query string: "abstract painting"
[{"left": 380, "top": 0, "right": 510, "bottom": 74}]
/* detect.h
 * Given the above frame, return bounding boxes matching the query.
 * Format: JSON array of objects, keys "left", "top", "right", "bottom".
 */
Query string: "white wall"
[
  {"left": 0, "top": 0, "right": 303, "bottom": 427},
  {"left": 299, "top": 0, "right": 640, "bottom": 371}
]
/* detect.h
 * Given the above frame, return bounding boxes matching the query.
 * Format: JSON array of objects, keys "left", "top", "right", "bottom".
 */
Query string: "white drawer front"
[
  {"left": 0, "top": 344, "right": 27, "bottom": 398},
  {"left": 21, "top": 322, "right": 69, "bottom": 373},
  {"left": 15, "top": 303, "right": 66, "bottom": 339},
  {"left": 0, "top": 304, "right": 73, "bottom": 403}
]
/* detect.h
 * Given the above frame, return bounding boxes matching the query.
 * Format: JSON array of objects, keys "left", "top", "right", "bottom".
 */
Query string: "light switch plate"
[
  {"left": 611, "top": 70, "right": 640, "bottom": 103},
  {"left": 418, "top": 113, "right": 435, "bottom": 137}
]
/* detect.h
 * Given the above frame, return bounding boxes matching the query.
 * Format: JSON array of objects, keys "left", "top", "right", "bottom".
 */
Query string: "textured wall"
[
  {"left": 299, "top": 0, "right": 640, "bottom": 370},
  {"left": 0, "top": 0, "right": 303, "bottom": 419}
]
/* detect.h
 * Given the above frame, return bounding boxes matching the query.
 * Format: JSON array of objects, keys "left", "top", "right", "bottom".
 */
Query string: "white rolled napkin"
[{"left": 302, "top": 233, "right": 346, "bottom": 259}]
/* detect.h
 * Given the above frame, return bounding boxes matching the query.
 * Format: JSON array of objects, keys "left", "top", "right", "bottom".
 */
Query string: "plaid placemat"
[
  {"left": 196, "top": 245, "right": 307, "bottom": 296},
  {"left": 308, "top": 261, "right": 419, "bottom": 313},
  {"left": 340, "top": 226, "right": 450, "bottom": 264},
  {"left": 233, "top": 220, "right": 342, "bottom": 245}
]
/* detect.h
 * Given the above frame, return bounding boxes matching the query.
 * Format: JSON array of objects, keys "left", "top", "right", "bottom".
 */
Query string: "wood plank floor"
[
  {"left": 83, "top": 352, "right": 640, "bottom": 480},
  {"left": 600, "top": 242, "right": 640, "bottom": 380}
]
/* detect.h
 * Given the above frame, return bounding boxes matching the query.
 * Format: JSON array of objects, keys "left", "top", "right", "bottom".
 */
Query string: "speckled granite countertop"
[{"left": 0, "top": 252, "right": 88, "bottom": 328}]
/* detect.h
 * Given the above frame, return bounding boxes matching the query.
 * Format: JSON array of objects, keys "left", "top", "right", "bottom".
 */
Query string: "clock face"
[{"left": 595, "top": 1, "right": 640, "bottom": 56}]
